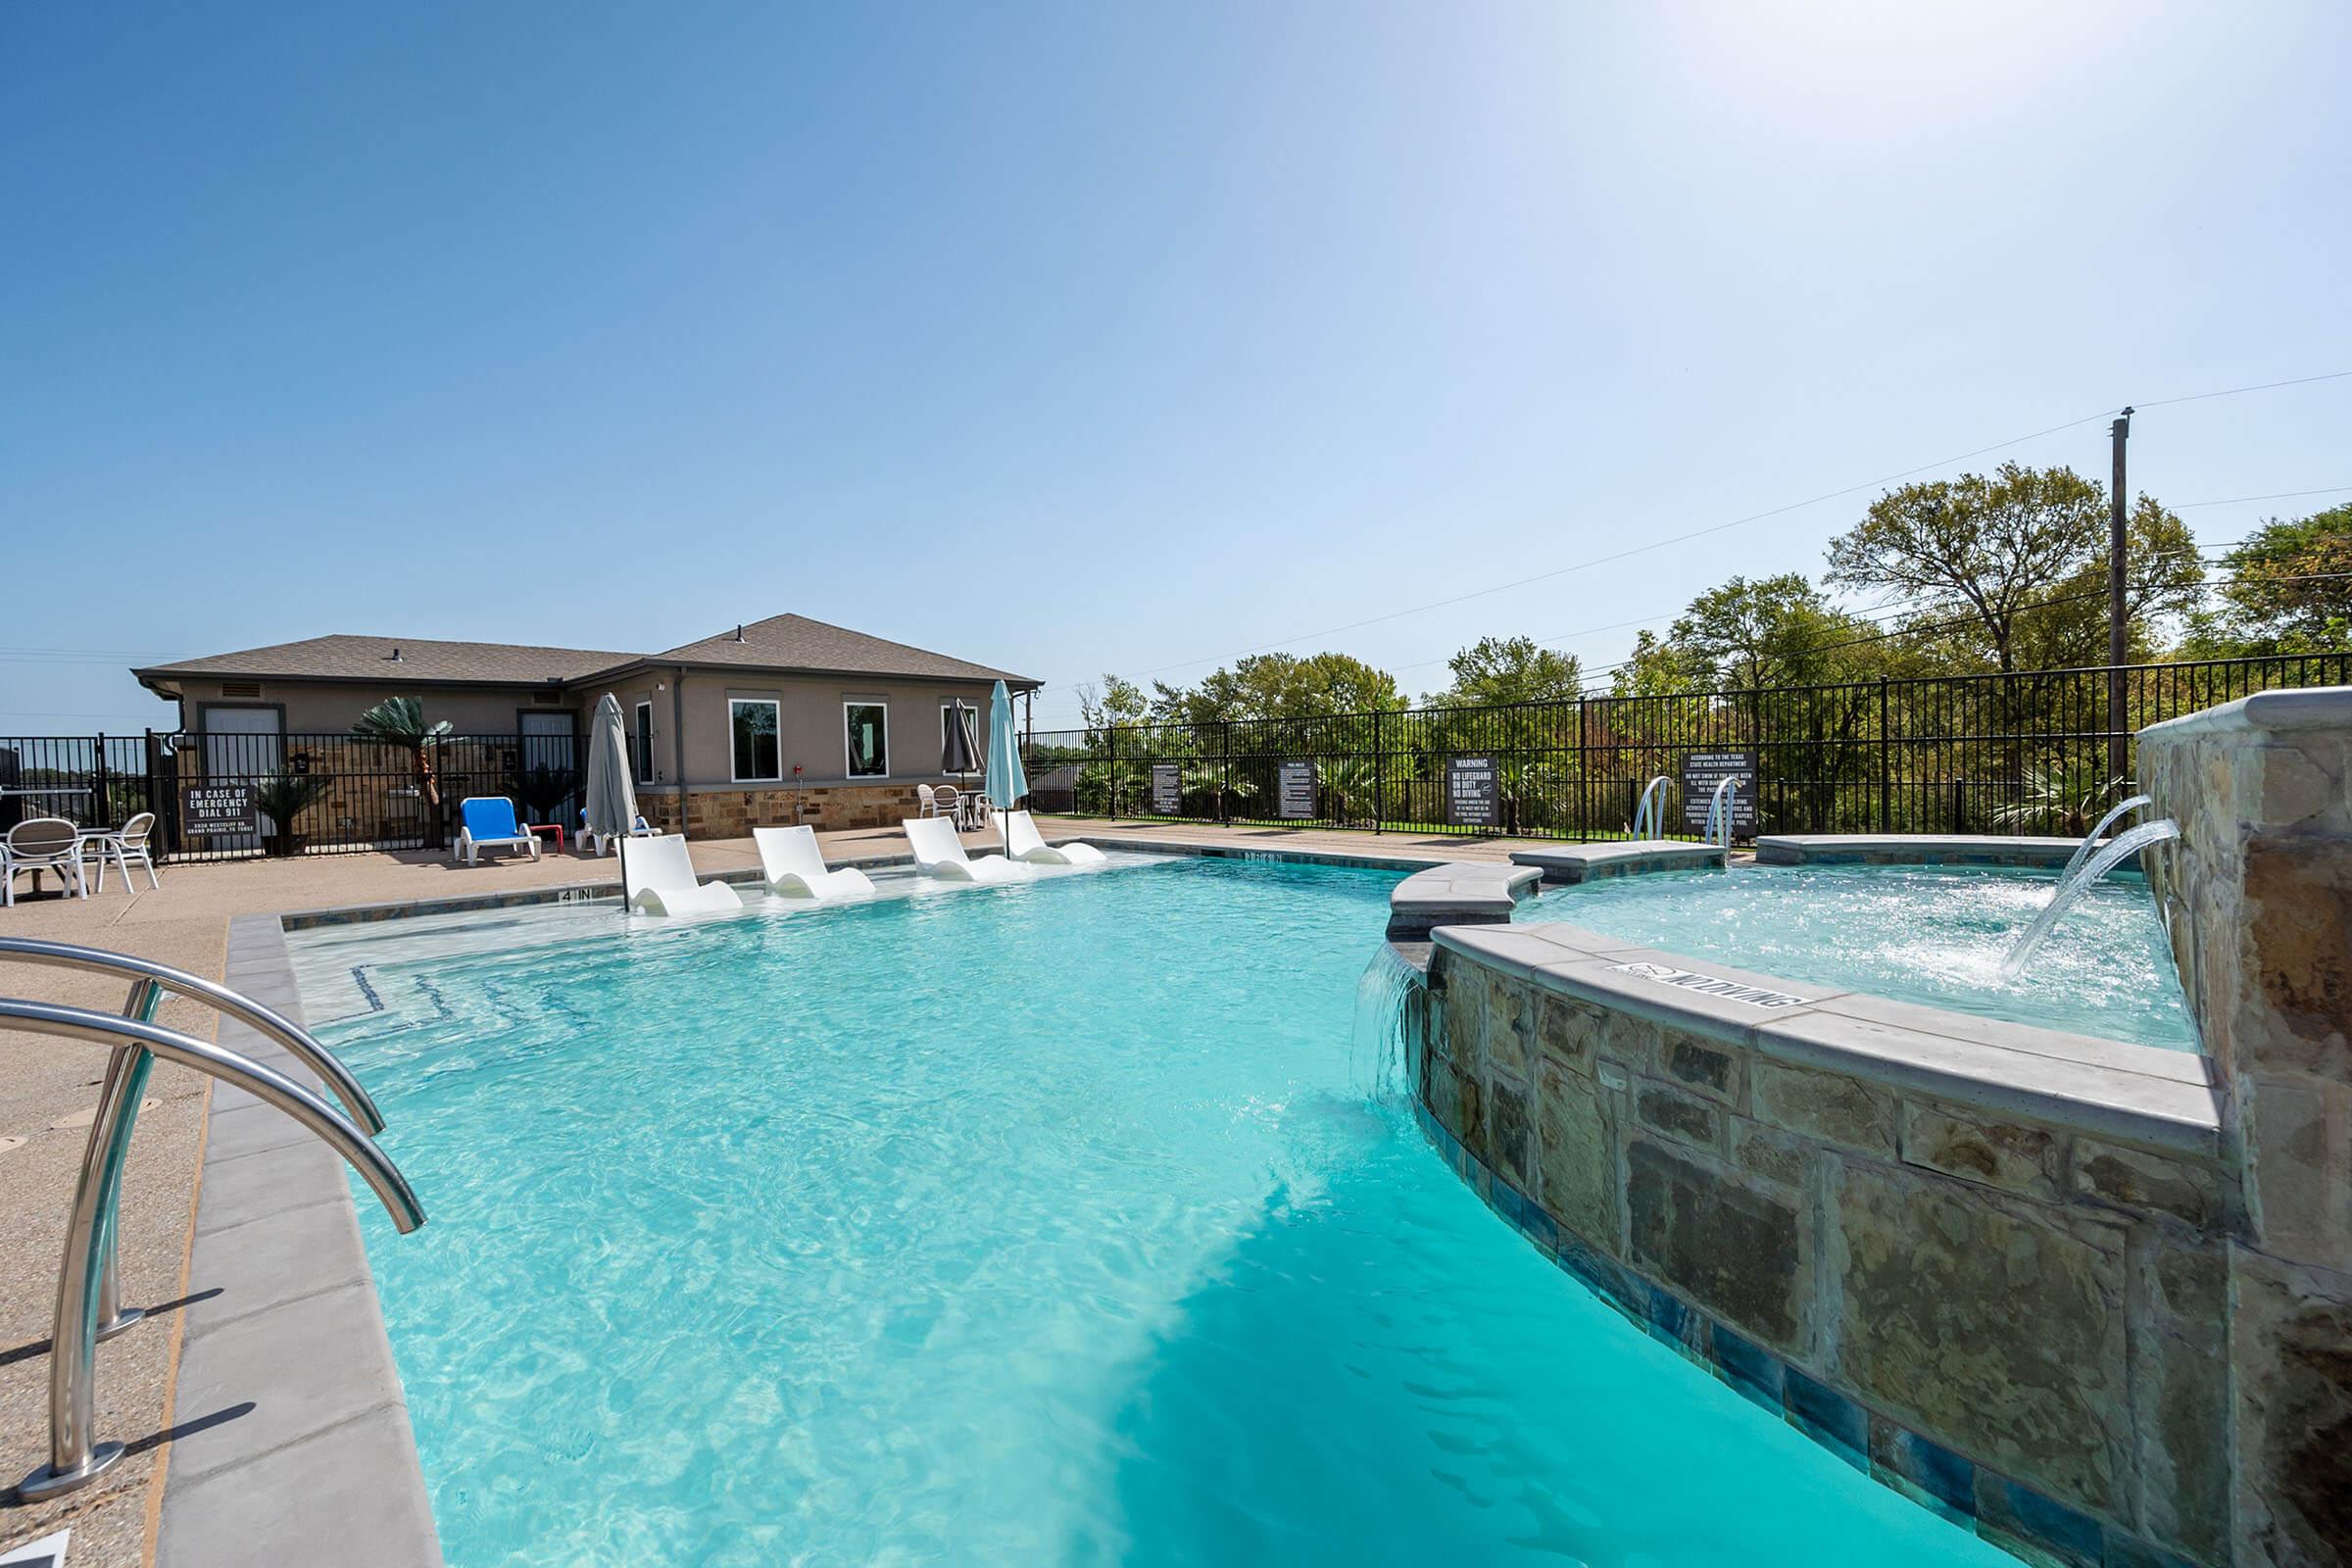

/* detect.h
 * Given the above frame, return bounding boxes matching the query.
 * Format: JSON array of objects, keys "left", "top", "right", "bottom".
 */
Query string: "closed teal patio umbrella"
[{"left": 982, "top": 680, "right": 1027, "bottom": 853}]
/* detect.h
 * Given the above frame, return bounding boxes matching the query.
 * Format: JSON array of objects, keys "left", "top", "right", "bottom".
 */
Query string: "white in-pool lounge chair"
[
  {"left": 455, "top": 797, "right": 541, "bottom": 865},
  {"left": 1003, "top": 810, "right": 1106, "bottom": 866},
  {"left": 902, "top": 816, "right": 1026, "bottom": 884},
  {"left": 753, "top": 825, "right": 875, "bottom": 901},
  {"left": 622, "top": 834, "right": 744, "bottom": 914}
]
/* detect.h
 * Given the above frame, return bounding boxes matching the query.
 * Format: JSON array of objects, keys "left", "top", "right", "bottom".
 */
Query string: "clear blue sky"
[{"left": 5, "top": 2, "right": 2347, "bottom": 731}]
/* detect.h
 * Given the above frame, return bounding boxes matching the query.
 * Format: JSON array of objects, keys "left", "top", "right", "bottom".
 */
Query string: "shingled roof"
[
  {"left": 653, "top": 614, "right": 1034, "bottom": 685},
  {"left": 132, "top": 616, "right": 1037, "bottom": 691},
  {"left": 133, "top": 634, "right": 636, "bottom": 687}
]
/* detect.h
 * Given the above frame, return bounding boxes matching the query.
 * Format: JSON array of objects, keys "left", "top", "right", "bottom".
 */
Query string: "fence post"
[
  {"left": 1575, "top": 697, "right": 1589, "bottom": 841},
  {"left": 1951, "top": 776, "right": 1966, "bottom": 835},
  {"left": 1220, "top": 722, "right": 1232, "bottom": 824},
  {"left": 93, "top": 734, "right": 111, "bottom": 830},
  {"left": 1106, "top": 723, "right": 1117, "bottom": 821},
  {"left": 1372, "top": 708, "right": 1383, "bottom": 834},
  {"left": 1877, "top": 677, "right": 1890, "bottom": 833}
]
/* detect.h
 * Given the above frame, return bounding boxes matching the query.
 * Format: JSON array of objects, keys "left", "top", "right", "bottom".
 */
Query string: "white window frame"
[
  {"left": 729, "top": 698, "right": 783, "bottom": 783},
  {"left": 633, "top": 701, "right": 655, "bottom": 785},
  {"left": 844, "top": 700, "right": 890, "bottom": 779}
]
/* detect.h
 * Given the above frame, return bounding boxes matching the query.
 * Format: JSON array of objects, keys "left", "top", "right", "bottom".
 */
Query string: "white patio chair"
[
  {"left": 932, "top": 784, "right": 962, "bottom": 826},
  {"left": 622, "top": 833, "right": 744, "bottom": 914},
  {"left": 579, "top": 808, "right": 658, "bottom": 856},
  {"left": 1003, "top": 810, "right": 1107, "bottom": 867},
  {"left": 916, "top": 784, "right": 940, "bottom": 817},
  {"left": 902, "top": 816, "right": 1026, "bottom": 884},
  {"left": 753, "top": 825, "right": 875, "bottom": 901},
  {"left": 81, "top": 811, "right": 161, "bottom": 893},
  {"left": 4, "top": 818, "right": 88, "bottom": 906}
]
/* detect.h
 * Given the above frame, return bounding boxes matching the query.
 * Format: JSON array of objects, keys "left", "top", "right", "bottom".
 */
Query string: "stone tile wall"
[
  {"left": 2141, "top": 687, "right": 2352, "bottom": 1565},
  {"left": 1422, "top": 946, "right": 2230, "bottom": 1567},
  {"left": 638, "top": 784, "right": 930, "bottom": 837}
]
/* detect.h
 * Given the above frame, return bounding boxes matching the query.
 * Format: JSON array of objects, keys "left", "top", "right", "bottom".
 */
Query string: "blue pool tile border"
[{"left": 1403, "top": 1100, "right": 2183, "bottom": 1568}]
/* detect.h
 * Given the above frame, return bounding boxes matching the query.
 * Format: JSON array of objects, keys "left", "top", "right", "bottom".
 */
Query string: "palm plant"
[
  {"left": 351, "top": 696, "right": 454, "bottom": 807},
  {"left": 1321, "top": 755, "right": 1380, "bottom": 824},
  {"left": 1991, "top": 764, "right": 2126, "bottom": 837},
  {"left": 513, "top": 762, "right": 580, "bottom": 824},
  {"left": 251, "top": 768, "right": 335, "bottom": 856}
]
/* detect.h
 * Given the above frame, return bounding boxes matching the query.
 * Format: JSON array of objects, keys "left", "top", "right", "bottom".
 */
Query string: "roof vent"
[
  {"left": 734, "top": 623, "right": 746, "bottom": 642},
  {"left": 384, "top": 646, "right": 404, "bottom": 663}
]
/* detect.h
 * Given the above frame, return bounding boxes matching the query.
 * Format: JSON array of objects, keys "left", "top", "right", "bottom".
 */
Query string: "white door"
[{"left": 202, "top": 708, "right": 281, "bottom": 854}]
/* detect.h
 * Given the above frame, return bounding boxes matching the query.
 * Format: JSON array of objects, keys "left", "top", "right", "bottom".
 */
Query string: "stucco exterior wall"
[
  {"left": 669, "top": 671, "right": 1001, "bottom": 788},
  {"left": 171, "top": 677, "right": 577, "bottom": 737}
]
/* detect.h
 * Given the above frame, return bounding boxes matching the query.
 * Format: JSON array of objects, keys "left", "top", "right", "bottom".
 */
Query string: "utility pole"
[{"left": 2106, "top": 407, "right": 2133, "bottom": 782}]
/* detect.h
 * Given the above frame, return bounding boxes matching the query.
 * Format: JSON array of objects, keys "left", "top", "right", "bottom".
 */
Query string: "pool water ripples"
[
  {"left": 306, "top": 857, "right": 2008, "bottom": 1566},
  {"left": 1527, "top": 863, "right": 2193, "bottom": 1051}
]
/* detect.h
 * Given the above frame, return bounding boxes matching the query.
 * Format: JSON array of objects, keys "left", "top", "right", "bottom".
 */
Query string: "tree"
[
  {"left": 1664, "top": 573, "right": 1875, "bottom": 689},
  {"left": 1827, "top": 463, "right": 2109, "bottom": 671},
  {"left": 2008, "top": 497, "right": 2205, "bottom": 668},
  {"left": 2182, "top": 504, "right": 2352, "bottom": 655},
  {"left": 1608, "top": 630, "right": 1704, "bottom": 698},
  {"left": 1159, "top": 652, "right": 1403, "bottom": 724},
  {"left": 1424, "top": 635, "right": 1583, "bottom": 707},
  {"left": 1076, "top": 674, "right": 1147, "bottom": 732},
  {"left": 351, "top": 696, "right": 453, "bottom": 807}
]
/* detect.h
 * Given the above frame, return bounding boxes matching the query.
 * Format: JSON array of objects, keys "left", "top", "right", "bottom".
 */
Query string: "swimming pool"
[
  {"left": 299, "top": 856, "right": 2008, "bottom": 1565},
  {"left": 1525, "top": 863, "right": 2194, "bottom": 1051}
]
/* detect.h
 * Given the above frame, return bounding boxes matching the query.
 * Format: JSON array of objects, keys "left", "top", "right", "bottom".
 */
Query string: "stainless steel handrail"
[
  {"left": 0, "top": 937, "right": 385, "bottom": 1133},
  {"left": 0, "top": 936, "right": 390, "bottom": 1343},
  {"left": 3, "top": 1000, "right": 424, "bottom": 1501}
]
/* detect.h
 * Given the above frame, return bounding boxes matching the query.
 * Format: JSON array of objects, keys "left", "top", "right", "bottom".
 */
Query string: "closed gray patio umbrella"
[
  {"left": 582, "top": 693, "right": 640, "bottom": 853},
  {"left": 942, "top": 701, "right": 979, "bottom": 777}
]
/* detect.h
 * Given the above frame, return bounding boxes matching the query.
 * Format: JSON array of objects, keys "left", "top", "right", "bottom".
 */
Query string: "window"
[
  {"left": 730, "top": 699, "right": 781, "bottom": 782},
  {"left": 633, "top": 701, "right": 655, "bottom": 784},
  {"left": 845, "top": 702, "right": 888, "bottom": 778}
]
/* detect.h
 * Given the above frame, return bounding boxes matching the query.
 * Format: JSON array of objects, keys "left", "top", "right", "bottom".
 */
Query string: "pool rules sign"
[
  {"left": 1680, "top": 750, "right": 1756, "bottom": 835},
  {"left": 1278, "top": 760, "right": 1317, "bottom": 819},
  {"left": 1446, "top": 755, "right": 1499, "bottom": 828}
]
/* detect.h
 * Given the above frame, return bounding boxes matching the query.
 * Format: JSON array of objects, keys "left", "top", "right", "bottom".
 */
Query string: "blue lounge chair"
[{"left": 456, "top": 796, "right": 541, "bottom": 865}]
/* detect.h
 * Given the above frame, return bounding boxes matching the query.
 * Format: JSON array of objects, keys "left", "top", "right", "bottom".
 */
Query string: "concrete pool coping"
[
  {"left": 156, "top": 830, "right": 1461, "bottom": 1565},
  {"left": 157, "top": 914, "right": 441, "bottom": 1568}
]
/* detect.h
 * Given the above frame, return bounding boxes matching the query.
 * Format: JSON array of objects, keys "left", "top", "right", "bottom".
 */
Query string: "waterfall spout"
[
  {"left": 2000, "top": 819, "right": 2180, "bottom": 978},
  {"left": 1350, "top": 943, "right": 1428, "bottom": 1102},
  {"left": 2059, "top": 794, "right": 2153, "bottom": 886}
]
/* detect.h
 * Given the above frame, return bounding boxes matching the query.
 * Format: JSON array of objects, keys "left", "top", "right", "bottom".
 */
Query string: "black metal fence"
[
  {"left": 1022, "top": 653, "right": 2351, "bottom": 841},
  {"left": 0, "top": 730, "right": 581, "bottom": 862}
]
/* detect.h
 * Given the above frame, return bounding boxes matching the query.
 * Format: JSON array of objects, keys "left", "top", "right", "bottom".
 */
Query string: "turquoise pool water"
[
  {"left": 309, "top": 858, "right": 2007, "bottom": 1566},
  {"left": 1526, "top": 863, "right": 2194, "bottom": 1051}
]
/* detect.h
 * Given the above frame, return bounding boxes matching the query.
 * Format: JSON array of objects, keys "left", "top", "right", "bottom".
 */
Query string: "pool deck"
[{"left": 0, "top": 815, "right": 1565, "bottom": 1560}]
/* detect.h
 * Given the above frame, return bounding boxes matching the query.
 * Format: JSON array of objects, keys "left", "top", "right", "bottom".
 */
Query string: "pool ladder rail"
[{"left": 0, "top": 936, "right": 424, "bottom": 1502}]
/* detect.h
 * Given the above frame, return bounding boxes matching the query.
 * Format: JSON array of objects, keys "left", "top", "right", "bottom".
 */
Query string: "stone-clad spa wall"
[
  {"left": 1419, "top": 940, "right": 2231, "bottom": 1566},
  {"left": 2140, "top": 686, "right": 2352, "bottom": 1566}
]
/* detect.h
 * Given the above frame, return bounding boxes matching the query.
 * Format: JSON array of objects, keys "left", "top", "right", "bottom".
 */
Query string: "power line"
[
  {"left": 1573, "top": 566, "right": 2352, "bottom": 693},
  {"left": 1032, "top": 368, "right": 2352, "bottom": 702},
  {"left": 2135, "top": 369, "right": 2352, "bottom": 410}
]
